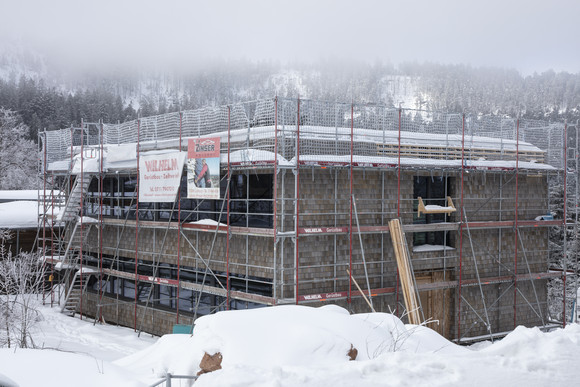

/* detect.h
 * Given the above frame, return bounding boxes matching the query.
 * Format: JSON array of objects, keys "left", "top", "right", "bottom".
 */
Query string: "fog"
[{"left": 1, "top": 0, "right": 579, "bottom": 75}]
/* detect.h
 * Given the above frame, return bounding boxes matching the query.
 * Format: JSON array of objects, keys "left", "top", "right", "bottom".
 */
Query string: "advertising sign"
[
  {"left": 139, "top": 151, "right": 186, "bottom": 202},
  {"left": 187, "top": 137, "right": 221, "bottom": 199}
]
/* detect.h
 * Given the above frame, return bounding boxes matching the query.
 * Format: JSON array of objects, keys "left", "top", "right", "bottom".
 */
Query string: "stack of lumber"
[{"left": 388, "top": 218, "right": 422, "bottom": 325}]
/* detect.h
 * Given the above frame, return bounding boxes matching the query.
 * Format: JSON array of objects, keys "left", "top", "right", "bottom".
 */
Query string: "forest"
[{"left": 0, "top": 59, "right": 579, "bottom": 142}]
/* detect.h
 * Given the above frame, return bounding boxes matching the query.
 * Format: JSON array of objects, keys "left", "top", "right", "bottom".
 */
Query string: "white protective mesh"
[{"left": 41, "top": 98, "right": 566, "bottom": 170}]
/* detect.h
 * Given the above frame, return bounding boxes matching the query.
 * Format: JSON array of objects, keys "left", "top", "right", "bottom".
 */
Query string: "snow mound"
[
  {"left": 117, "top": 305, "right": 465, "bottom": 378},
  {"left": 480, "top": 324, "right": 580, "bottom": 372}
]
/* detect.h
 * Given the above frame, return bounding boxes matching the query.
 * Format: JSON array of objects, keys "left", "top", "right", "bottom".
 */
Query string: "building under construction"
[{"left": 37, "top": 98, "right": 577, "bottom": 342}]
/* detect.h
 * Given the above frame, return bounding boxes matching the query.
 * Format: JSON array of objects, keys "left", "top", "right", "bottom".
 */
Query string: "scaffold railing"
[{"left": 39, "top": 98, "right": 566, "bottom": 172}]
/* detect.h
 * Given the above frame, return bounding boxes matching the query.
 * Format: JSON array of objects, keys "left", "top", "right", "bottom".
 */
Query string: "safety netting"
[{"left": 40, "top": 98, "right": 566, "bottom": 171}]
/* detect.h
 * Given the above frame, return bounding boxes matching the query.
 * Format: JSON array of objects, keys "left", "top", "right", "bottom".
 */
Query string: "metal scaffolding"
[{"left": 37, "top": 98, "right": 577, "bottom": 341}]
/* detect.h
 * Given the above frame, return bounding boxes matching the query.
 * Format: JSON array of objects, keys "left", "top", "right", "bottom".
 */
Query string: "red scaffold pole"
[
  {"left": 273, "top": 97, "right": 278, "bottom": 305},
  {"left": 563, "top": 122, "right": 568, "bottom": 327},
  {"left": 134, "top": 118, "right": 140, "bottom": 331},
  {"left": 42, "top": 132, "right": 47, "bottom": 305},
  {"left": 458, "top": 113, "right": 465, "bottom": 340},
  {"left": 50, "top": 172, "right": 55, "bottom": 306},
  {"left": 177, "top": 112, "right": 182, "bottom": 323},
  {"left": 295, "top": 98, "right": 301, "bottom": 304},
  {"left": 396, "top": 107, "right": 402, "bottom": 316},
  {"left": 514, "top": 118, "right": 520, "bottom": 328},
  {"left": 226, "top": 107, "right": 231, "bottom": 310},
  {"left": 348, "top": 103, "right": 354, "bottom": 304},
  {"left": 99, "top": 120, "right": 104, "bottom": 322},
  {"left": 79, "top": 120, "right": 84, "bottom": 320}
]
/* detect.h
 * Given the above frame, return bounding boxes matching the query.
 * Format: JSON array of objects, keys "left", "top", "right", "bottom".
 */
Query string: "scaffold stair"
[
  {"left": 60, "top": 222, "right": 94, "bottom": 267},
  {"left": 61, "top": 174, "right": 93, "bottom": 222},
  {"left": 61, "top": 269, "right": 94, "bottom": 317},
  {"left": 57, "top": 219, "right": 96, "bottom": 309}
]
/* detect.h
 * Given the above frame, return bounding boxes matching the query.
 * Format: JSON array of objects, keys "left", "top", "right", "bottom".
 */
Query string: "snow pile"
[
  {"left": 0, "top": 349, "right": 142, "bottom": 387},
  {"left": 117, "top": 305, "right": 464, "bottom": 380},
  {"left": 0, "top": 304, "right": 156, "bottom": 387},
  {"left": 480, "top": 324, "right": 580, "bottom": 372},
  {"left": 2, "top": 304, "right": 580, "bottom": 386}
]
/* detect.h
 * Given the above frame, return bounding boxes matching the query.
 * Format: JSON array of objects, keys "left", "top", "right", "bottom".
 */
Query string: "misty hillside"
[{"left": 0, "top": 45, "right": 579, "bottom": 139}]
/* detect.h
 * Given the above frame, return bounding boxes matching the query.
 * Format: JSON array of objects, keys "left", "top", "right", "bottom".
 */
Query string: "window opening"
[{"left": 413, "top": 175, "right": 454, "bottom": 247}]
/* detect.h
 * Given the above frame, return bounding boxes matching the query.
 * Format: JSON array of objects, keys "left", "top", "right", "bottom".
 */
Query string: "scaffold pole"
[
  {"left": 134, "top": 118, "right": 140, "bottom": 331},
  {"left": 226, "top": 106, "right": 231, "bottom": 309},
  {"left": 563, "top": 121, "right": 568, "bottom": 327},
  {"left": 177, "top": 112, "right": 182, "bottom": 323},
  {"left": 514, "top": 118, "right": 520, "bottom": 328},
  {"left": 458, "top": 113, "right": 465, "bottom": 340},
  {"left": 295, "top": 98, "right": 301, "bottom": 304},
  {"left": 349, "top": 103, "right": 354, "bottom": 305}
]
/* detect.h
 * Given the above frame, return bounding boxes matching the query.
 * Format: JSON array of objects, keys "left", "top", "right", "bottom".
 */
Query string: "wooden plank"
[
  {"left": 377, "top": 143, "right": 545, "bottom": 163},
  {"left": 389, "top": 218, "right": 422, "bottom": 325},
  {"left": 417, "top": 196, "right": 456, "bottom": 216}
]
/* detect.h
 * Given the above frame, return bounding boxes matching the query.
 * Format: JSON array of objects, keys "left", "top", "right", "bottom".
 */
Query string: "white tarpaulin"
[{"left": 138, "top": 151, "right": 186, "bottom": 202}]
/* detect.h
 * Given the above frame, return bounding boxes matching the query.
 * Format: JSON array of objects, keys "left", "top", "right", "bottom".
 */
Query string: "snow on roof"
[
  {"left": 0, "top": 201, "right": 39, "bottom": 229},
  {"left": 295, "top": 154, "right": 555, "bottom": 171},
  {"left": 0, "top": 190, "right": 61, "bottom": 201},
  {"left": 225, "top": 148, "right": 293, "bottom": 166},
  {"left": 46, "top": 125, "right": 551, "bottom": 172}
]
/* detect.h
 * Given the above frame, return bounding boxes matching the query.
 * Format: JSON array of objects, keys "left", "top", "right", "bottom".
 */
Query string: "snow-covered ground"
[{"left": 1, "top": 302, "right": 580, "bottom": 386}]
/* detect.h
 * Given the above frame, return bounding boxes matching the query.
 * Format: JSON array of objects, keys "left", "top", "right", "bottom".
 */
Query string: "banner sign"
[
  {"left": 187, "top": 137, "right": 221, "bottom": 199},
  {"left": 139, "top": 151, "right": 186, "bottom": 202}
]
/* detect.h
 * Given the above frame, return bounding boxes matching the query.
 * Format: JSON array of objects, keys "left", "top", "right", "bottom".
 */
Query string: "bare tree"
[{"left": 0, "top": 229, "right": 46, "bottom": 348}]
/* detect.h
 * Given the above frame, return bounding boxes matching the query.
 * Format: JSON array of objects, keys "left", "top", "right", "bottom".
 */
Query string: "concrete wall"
[{"left": 83, "top": 292, "right": 194, "bottom": 337}]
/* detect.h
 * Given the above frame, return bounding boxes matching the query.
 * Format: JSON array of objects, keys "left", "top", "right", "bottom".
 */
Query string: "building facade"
[{"left": 38, "top": 98, "right": 570, "bottom": 341}]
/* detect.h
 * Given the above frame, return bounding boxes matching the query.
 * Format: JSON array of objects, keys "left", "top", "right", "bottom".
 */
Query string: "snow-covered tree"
[
  {"left": 547, "top": 167, "right": 580, "bottom": 323},
  {"left": 0, "top": 108, "right": 38, "bottom": 189},
  {"left": 0, "top": 229, "right": 46, "bottom": 348}
]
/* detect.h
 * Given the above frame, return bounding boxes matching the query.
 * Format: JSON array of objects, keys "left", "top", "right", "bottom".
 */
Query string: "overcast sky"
[{"left": 1, "top": 0, "right": 579, "bottom": 75}]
